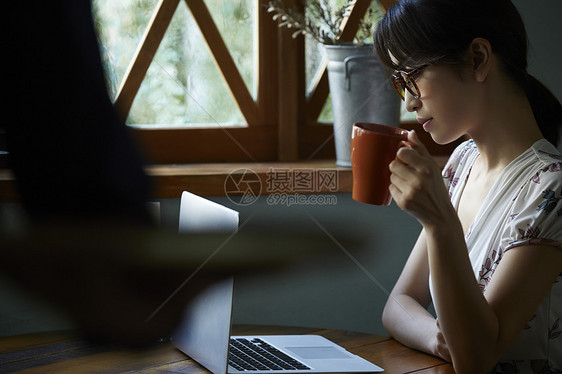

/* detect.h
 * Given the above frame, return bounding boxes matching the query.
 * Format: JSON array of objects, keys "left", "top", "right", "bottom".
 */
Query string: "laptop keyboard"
[{"left": 229, "top": 338, "right": 311, "bottom": 371}]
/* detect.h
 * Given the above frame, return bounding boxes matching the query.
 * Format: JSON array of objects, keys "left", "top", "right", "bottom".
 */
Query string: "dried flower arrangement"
[{"left": 267, "top": 0, "right": 381, "bottom": 45}]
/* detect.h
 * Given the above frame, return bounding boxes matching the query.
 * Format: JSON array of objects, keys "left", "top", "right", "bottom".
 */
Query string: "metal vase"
[{"left": 324, "top": 44, "right": 401, "bottom": 167}]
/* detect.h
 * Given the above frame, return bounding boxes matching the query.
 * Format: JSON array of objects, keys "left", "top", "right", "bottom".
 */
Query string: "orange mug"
[{"left": 351, "top": 123, "right": 409, "bottom": 205}]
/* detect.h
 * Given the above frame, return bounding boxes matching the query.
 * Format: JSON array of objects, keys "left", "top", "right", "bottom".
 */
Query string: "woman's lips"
[{"left": 418, "top": 118, "right": 433, "bottom": 131}]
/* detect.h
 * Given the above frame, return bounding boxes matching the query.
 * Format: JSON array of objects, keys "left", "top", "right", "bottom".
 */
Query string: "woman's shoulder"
[
  {"left": 527, "top": 139, "right": 562, "bottom": 185},
  {"left": 503, "top": 140, "right": 562, "bottom": 250},
  {"left": 531, "top": 139, "right": 562, "bottom": 166}
]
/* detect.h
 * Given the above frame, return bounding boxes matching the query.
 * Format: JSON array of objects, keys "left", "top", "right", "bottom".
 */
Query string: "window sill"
[
  {"left": 147, "top": 160, "right": 355, "bottom": 198},
  {"left": 0, "top": 157, "right": 450, "bottom": 202}
]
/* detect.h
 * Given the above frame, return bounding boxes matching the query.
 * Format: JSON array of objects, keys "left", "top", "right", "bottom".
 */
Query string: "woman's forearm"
[
  {"left": 424, "top": 221, "right": 499, "bottom": 373},
  {"left": 382, "top": 293, "right": 439, "bottom": 356}
]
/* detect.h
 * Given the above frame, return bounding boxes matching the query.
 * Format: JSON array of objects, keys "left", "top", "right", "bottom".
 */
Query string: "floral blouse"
[{"left": 439, "top": 139, "right": 562, "bottom": 373}]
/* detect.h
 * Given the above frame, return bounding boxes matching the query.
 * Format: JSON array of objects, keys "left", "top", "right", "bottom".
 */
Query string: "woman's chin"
[{"left": 429, "top": 132, "right": 464, "bottom": 146}]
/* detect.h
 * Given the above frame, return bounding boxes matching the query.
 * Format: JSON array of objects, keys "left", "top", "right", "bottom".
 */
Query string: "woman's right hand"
[{"left": 389, "top": 130, "right": 456, "bottom": 230}]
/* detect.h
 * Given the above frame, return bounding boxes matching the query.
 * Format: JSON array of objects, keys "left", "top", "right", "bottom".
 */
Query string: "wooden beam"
[
  {"left": 305, "top": 59, "right": 329, "bottom": 125},
  {"left": 338, "top": 0, "right": 372, "bottom": 42},
  {"left": 185, "top": 0, "right": 259, "bottom": 126},
  {"left": 114, "top": 0, "right": 180, "bottom": 120},
  {"left": 276, "top": 0, "right": 305, "bottom": 161},
  {"left": 131, "top": 126, "right": 278, "bottom": 163},
  {"left": 257, "top": 0, "right": 279, "bottom": 125}
]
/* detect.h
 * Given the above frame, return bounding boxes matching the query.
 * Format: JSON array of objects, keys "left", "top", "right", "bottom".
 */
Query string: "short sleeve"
[
  {"left": 503, "top": 163, "right": 562, "bottom": 251},
  {"left": 442, "top": 140, "right": 477, "bottom": 196}
]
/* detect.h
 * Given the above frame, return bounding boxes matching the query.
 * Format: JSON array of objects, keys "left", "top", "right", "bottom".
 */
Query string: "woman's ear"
[{"left": 469, "top": 37, "right": 492, "bottom": 82}]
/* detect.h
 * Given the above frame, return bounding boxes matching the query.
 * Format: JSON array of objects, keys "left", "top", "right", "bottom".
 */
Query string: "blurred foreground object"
[{"left": 0, "top": 220, "right": 349, "bottom": 346}]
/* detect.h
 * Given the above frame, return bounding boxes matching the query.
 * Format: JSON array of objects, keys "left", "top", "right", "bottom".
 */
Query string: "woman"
[{"left": 373, "top": 0, "right": 562, "bottom": 372}]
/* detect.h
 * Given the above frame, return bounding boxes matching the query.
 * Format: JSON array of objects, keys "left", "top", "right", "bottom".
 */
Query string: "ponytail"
[{"left": 524, "top": 73, "right": 562, "bottom": 147}]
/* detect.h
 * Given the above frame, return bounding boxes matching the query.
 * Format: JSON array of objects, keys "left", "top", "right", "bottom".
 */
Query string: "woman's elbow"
[{"left": 381, "top": 299, "right": 395, "bottom": 333}]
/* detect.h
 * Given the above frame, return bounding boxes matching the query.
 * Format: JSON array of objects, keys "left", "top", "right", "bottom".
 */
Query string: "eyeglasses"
[{"left": 391, "top": 65, "right": 427, "bottom": 101}]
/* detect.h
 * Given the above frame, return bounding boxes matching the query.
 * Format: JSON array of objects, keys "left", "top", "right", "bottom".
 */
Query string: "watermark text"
[{"left": 266, "top": 193, "right": 338, "bottom": 207}]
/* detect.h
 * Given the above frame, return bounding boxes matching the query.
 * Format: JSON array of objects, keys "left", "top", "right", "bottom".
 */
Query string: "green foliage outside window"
[{"left": 94, "top": 0, "right": 254, "bottom": 127}]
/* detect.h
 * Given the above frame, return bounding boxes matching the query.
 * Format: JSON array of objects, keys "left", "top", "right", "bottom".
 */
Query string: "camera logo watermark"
[
  {"left": 225, "top": 168, "right": 339, "bottom": 206},
  {"left": 224, "top": 168, "right": 262, "bottom": 206}
]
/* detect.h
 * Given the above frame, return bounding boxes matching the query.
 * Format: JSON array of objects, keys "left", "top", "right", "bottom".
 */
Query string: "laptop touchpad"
[{"left": 286, "top": 347, "right": 352, "bottom": 359}]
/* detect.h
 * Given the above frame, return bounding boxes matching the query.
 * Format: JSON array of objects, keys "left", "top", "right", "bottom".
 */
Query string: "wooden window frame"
[
  {"left": 0, "top": 0, "right": 464, "bottom": 201},
  {"left": 114, "top": 0, "right": 401, "bottom": 164}
]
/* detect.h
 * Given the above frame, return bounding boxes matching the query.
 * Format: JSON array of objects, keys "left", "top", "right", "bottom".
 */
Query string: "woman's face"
[{"left": 403, "top": 63, "right": 481, "bottom": 145}]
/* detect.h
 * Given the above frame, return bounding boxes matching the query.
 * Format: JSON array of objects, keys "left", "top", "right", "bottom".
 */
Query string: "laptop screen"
[{"left": 172, "top": 277, "right": 235, "bottom": 374}]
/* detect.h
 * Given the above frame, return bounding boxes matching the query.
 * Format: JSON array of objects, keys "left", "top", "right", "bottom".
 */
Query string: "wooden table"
[{"left": 0, "top": 325, "right": 454, "bottom": 373}]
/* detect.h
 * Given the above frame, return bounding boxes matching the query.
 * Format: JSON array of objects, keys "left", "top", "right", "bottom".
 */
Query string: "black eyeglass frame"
[{"left": 391, "top": 65, "right": 428, "bottom": 101}]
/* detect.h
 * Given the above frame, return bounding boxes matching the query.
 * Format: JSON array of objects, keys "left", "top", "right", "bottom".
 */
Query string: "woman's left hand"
[
  {"left": 434, "top": 318, "right": 452, "bottom": 362},
  {"left": 388, "top": 130, "right": 455, "bottom": 228}
]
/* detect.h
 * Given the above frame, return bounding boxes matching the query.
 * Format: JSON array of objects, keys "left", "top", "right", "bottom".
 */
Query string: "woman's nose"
[{"left": 404, "top": 90, "right": 421, "bottom": 112}]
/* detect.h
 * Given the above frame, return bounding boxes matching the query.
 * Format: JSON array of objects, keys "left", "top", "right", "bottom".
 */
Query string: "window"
[
  {"left": 94, "top": 0, "right": 398, "bottom": 164},
  {"left": 95, "top": 0, "right": 255, "bottom": 127}
]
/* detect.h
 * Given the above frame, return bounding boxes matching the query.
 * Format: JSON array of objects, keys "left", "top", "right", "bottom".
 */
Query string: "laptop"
[
  {"left": 173, "top": 191, "right": 383, "bottom": 373},
  {"left": 172, "top": 277, "right": 383, "bottom": 373}
]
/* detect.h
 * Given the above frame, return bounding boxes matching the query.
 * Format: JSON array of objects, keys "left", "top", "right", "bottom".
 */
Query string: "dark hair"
[{"left": 374, "top": 0, "right": 562, "bottom": 146}]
